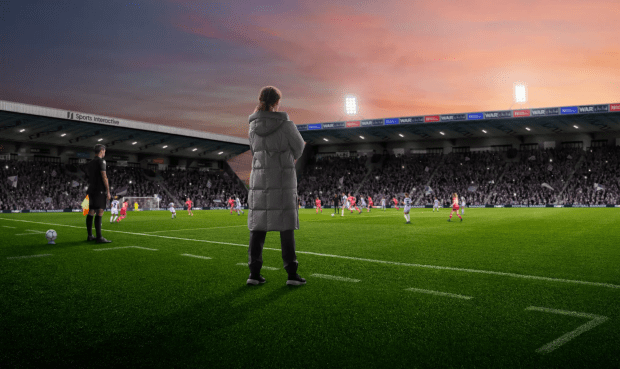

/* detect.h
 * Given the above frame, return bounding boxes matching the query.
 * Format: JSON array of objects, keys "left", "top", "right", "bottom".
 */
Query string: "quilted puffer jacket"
[{"left": 247, "top": 111, "right": 305, "bottom": 231}]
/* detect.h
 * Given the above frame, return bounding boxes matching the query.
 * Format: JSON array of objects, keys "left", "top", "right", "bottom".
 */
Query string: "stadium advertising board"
[
  {"left": 322, "top": 122, "right": 346, "bottom": 130},
  {"left": 66, "top": 111, "right": 121, "bottom": 126},
  {"left": 484, "top": 111, "right": 512, "bottom": 119},
  {"left": 578, "top": 104, "right": 608, "bottom": 114},
  {"left": 425, "top": 115, "right": 440, "bottom": 122},
  {"left": 513, "top": 109, "right": 530, "bottom": 118},
  {"left": 346, "top": 121, "right": 361, "bottom": 128},
  {"left": 531, "top": 108, "right": 559, "bottom": 116},
  {"left": 611, "top": 104, "right": 620, "bottom": 112},
  {"left": 308, "top": 124, "right": 322, "bottom": 130},
  {"left": 360, "top": 119, "right": 383, "bottom": 127},
  {"left": 296, "top": 125, "right": 308, "bottom": 131},
  {"left": 467, "top": 113, "right": 484, "bottom": 120},
  {"left": 440, "top": 114, "right": 467, "bottom": 122},
  {"left": 399, "top": 116, "right": 425, "bottom": 124},
  {"left": 384, "top": 118, "right": 399, "bottom": 125},
  {"left": 561, "top": 106, "right": 578, "bottom": 114}
]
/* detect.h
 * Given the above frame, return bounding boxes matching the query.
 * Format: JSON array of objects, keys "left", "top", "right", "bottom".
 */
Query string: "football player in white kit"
[
  {"left": 359, "top": 196, "right": 367, "bottom": 210},
  {"left": 110, "top": 196, "right": 120, "bottom": 223},
  {"left": 235, "top": 196, "right": 244, "bottom": 215},
  {"left": 341, "top": 192, "right": 348, "bottom": 217},
  {"left": 169, "top": 202, "right": 176, "bottom": 219},
  {"left": 403, "top": 193, "right": 412, "bottom": 224},
  {"left": 461, "top": 197, "right": 466, "bottom": 215},
  {"left": 433, "top": 197, "right": 440, "bottom": 212},
  {"left": 380, "top": 197, "right": 386, "bottom": 211}
]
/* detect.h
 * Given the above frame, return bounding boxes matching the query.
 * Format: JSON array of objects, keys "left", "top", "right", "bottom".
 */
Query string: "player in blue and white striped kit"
[
  {"left": 341, "top": 192, "right": 349, "bottom": 217},
  {"left": 403, "top": 193, "right": 412, "bottom": 224}
]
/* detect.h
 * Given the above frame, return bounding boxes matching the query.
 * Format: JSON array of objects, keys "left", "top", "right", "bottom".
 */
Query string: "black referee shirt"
[{"left": 86, "top": 157, "right": 106, "bottom": 195}]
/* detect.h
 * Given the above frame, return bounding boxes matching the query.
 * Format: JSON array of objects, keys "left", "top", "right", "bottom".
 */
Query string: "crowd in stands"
[
  {"left": 1, "top": 145, "right": 618, "bottom": 211},
  {"left": 0, "top": 161, "right": 247, "bottom": 211},
  {"left": 296, "top": 146, "right": 620, "bottom": 207}
]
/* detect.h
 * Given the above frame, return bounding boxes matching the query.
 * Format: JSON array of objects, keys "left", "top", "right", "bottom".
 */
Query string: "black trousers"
[{"left": 248, "top": 230, "right": 298, "bottom": 276}]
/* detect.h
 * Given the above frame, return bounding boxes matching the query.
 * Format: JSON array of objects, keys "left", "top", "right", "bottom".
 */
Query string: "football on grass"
[
  {"left": 45, "top": 229, "right": 57, "bottom": 242},
  {"left": 331, "top": 214, "right": 334, "bottom": 217}
]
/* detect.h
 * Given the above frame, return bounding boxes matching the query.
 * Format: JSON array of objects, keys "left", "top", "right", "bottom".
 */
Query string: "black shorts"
[{"left": 88, "top": 191, "right": 107, "bottom": 210}]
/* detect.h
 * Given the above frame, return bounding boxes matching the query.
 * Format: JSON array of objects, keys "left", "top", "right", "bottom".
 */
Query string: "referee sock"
[
  {"left": 94, "top": 215, "right": 102, "bottom": 239},
  {"left": 86, "top": 215, "right": 94, "bottom": 237}
]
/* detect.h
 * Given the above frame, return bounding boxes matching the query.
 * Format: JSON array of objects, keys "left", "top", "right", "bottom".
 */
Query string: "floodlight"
[
  {"left": 19, "top": 129, "right": 25, "bottom": 132},
  {"left": 439, "top": 131, "right": 445, "bottom": 135},
  {"left": 61, "top": 133, "right": 67, "bottom": 137},
  {"left": 359, "top": 136, "right": 364, "bottom": 139},
  {"left": 482, "top": 130, "right": 487, "bottom": 133},
  {"left": 398, "top": 134, "right": 404, "bottom": 137},
  {"left": 345, "top": 95, "right": 358, "bottom": 115},
  {"left": 323, "top": 138, "right": 329, "bottom": 141},
  {"left": 192, "top": 148, "right": 198, "bottom": 151},
  {"left": 97, "top": 138, "right": 103, "bottom": 142},
  {"left": 573, "top": 125, "right": 578, "bottom": 129},
  {"left": 163, "top": 145, "right": 168, "bottom": 148},
  {"left": 218, "top": 151, "right": 224, "bottom": 155},
  {"left": 132, "top": 142, "right": 137, "bottom": 145},
  {"left": 525, "top": 127, "right": 531, "bottom": 131},
  {"left": 514, "top": 83, "right": 527, "bottom": 103}
]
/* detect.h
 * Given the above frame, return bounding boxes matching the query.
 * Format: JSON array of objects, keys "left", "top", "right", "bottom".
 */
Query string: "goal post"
[{"left": 121, "top": 196, "right": 160, "bottom": 210}]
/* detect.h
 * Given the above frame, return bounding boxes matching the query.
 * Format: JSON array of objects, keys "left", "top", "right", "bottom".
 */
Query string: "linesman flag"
[
  {"left": 81, "top": 195, "right": 90, "bottom": 216},
  {"left": 7, "top": 176, "right": 17, "bottom": 188}
]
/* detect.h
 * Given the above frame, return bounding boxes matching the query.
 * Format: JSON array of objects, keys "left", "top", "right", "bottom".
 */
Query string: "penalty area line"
[
  {"left": 146, "top": 225, "right": 246, "bottom": 233},
  {"left": 181, "top": 254, "right": 212, "bottom": 260},
  {"left": 311, "top": 273, "right": 360, "bottom": 283},
  {"left": 93, "top": 246, "right": 158, "bottom": 252},
  {"left": 2, "top": 217, "right": 620, "bottom": 290},
  {"left": 405, "top": 287, "right": 472, "bottom": 300},
  {"left": 7, "top": 254, "right": 53, "bottom": 260}
]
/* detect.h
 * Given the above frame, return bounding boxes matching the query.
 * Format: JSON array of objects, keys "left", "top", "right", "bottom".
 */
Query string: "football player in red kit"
[
  {"left": 228, "top": 197, "right": 235, "bottom": 214},
  {"left": 315, "top": 197, "right": 322, "bottom": 214},
  {"left": 367, "top": 196, "right": 373, "bottom": 212},
  {"left": 392, "top": 197, "right": 399, "bottom": 210},
  {"left": 448, "top": 192, "right": 463, "bottom": 222},
  {"left": 348, "top": 193, "right": 361, "bottom": 214},
  {"left": 185, "top": 197, "right": 194, "bottom": 216}
]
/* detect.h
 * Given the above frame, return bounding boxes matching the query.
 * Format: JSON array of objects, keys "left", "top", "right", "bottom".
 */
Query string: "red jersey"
[
  {"left": 315, "top": 199, "right": 321, "bottom": 206},
  {"left": 452, "top": 197, "right": 459, "bottom": 207},
  {"left": 349, "top": 196, "right": 356, "bottom": 205},
  {"left": 392, "top": 198, "right": 398, "bottom": 204},
  {"left": 122, "top": 202, "right": 128, "bottom": 210},
  {"left": 228, "top": 199, "right": 234, "bottom": 207},
  {"left": 368, "top": 197, "right": 373, "bottom": 204},
  {"left": 185, "top": 200, "right": 192, "bottom": 208}
]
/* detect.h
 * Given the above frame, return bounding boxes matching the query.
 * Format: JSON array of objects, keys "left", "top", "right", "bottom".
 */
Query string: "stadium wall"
[{"left": 314, "top": 132, "right": 620, "bottom": 155}]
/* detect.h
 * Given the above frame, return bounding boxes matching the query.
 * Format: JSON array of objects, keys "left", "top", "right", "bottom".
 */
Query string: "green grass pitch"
[{"left": 0, "top": 208, "right": 619, "bottom": 368}]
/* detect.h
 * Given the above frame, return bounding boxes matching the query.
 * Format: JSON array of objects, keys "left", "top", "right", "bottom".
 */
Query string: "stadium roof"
[
  {"left": 297, "top": 103, "right": 620, "bottom": 145},
  {"left": 0, "top": 100, "right": 249, "bottom": 160}
]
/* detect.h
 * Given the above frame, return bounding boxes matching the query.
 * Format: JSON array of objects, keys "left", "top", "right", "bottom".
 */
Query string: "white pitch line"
[
  {"left": 15, "top": 233, "right": 46, "bottom": 236},
  {"left": 236, "top": 262, "right": 279, "bottom": 271},
  {"left": 7, "top": 254, "right": 53, "bottom": 260},
  {"left": 181, "top": 254, "right": 212, "bottom": 260},
  {"left": 311, "top": 273, "right": 360, "bottom": 283},
  {"left": 93, "top": 246, "right": 158, "bottom": 252},
  {"left": 2, "top": 225, "right": 16, "bottom": 228},
  {"left": 147, "top": 225, "right": 246, "bottom": 233},
  {"left": 405, "top": 287, "right": 473, "bottom": 300},
  {"left": 26, "top": 229, "right": 46, "bottom": 233},
  {"left": 2, "top": 217, "right": 620, "bottom": 290},
  {"left": 525, "top": 306, "right": 609, "bottom": 353}
]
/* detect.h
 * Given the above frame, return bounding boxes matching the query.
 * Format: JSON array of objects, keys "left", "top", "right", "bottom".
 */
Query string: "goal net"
[{"left": 121, "top": 196, "right": 160, "bottom": 210}]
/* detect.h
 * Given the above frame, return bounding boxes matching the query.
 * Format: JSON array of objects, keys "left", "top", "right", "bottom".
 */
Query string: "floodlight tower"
[
  {"left": 510, "top": 82, "right": 531, "bottom": 109},
  {"left": 345, "top": 95, "right": 358, "bottom": 116}
]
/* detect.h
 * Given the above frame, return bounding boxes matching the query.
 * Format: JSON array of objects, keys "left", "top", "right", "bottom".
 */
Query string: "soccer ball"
[
  {"left": 331, "top": 214, "right": 334, "bottom": 217},
  {"left": 45, "top": 229, "right": 57, "bottom": 244}
]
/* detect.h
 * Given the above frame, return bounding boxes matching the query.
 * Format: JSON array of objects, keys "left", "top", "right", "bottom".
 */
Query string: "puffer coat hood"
[{"left": 247, "top": 111, "right": 305, "bottom": 232}]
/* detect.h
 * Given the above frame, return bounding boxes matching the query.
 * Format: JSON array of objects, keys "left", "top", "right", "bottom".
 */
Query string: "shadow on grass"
[{"left": 43, "top": 283, "right": 297, "bottom": 368}]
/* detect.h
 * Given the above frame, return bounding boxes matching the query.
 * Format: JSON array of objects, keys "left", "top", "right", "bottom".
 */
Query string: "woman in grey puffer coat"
[{"left": 246, "top": 86, "right": 306, "bottom": 286}]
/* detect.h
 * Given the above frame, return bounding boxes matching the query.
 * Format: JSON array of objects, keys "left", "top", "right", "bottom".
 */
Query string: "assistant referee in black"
[{"left": 85, "top": 144, "right": 112, "bottom": 243}]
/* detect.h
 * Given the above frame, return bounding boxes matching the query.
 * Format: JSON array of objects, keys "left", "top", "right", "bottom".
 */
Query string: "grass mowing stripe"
[
  {"left": 6, "top": 254, "right": 53, "bottom": 260},
  {"left": 92, "top": 246, "right": 158, "bottom": 252},
  {"left": 2, "top": 217, "right": 620, "bottom": 290},
  {"left": 235, "top": 262, "right": 279, "bottom": 270},
  {"left": 147, "top": 225, "right": 247, "bottom": 233},
  {"left": 405, "top": 287, "right": 473, "bottom": 300},
  {"left": 311, "top": 273, "right": 360, "bottom": 283},
  {"left": 525, "top": 306, "right": 609, "bottom": 353},
  {"left": 181, "top": 254, "right": 212, "bottom": 260}
]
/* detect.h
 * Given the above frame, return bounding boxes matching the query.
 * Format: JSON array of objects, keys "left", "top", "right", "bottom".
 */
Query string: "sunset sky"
[{"left": 1, "top": 0, "right": 619, "bottom": 139}]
